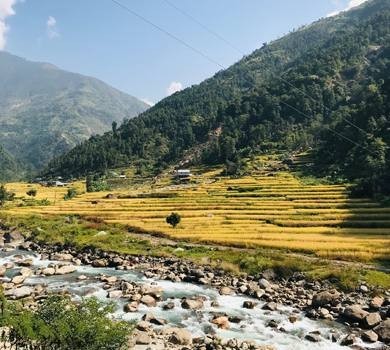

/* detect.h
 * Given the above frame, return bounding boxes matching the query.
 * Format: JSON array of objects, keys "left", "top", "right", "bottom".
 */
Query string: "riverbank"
[{"left": 0, "top": 220, "right": 389, "bottom": 349}]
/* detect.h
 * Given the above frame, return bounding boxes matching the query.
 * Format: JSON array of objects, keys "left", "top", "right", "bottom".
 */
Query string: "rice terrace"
[{"left": 4, "top": 154, "right": 390, "bottom": 264}]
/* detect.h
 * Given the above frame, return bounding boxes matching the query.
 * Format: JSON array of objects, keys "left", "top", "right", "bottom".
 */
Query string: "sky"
[{"left": 0, "top": 0, "right": 368, "bottom": 105}]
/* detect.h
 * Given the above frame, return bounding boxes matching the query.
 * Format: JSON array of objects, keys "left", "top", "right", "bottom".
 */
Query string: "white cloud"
[
  {"left": 0, "top": 0, "right": 17, "bottom": 50},
  {"left": 166, "top": 81, "right": 183, "bottom": 96},
  {"left": 327, "top": 0, "right": 368, "bottom": 17},
  {"left": 141, "top": 98, "right": 155, "bottom": 106},
  {"left": 47, "top": 15, "right": 59, "bottom": 38}
]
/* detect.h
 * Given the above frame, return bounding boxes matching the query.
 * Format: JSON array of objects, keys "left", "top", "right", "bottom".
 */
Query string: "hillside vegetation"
[
  {"left": 0, "top": 52, "right": 149, "bottom": 180},
  {"left": 44, "top": 0, "right": 390, "bottom": 196},
  {"left": 6, "top": 155, "right": 390, "bottom": 265}
]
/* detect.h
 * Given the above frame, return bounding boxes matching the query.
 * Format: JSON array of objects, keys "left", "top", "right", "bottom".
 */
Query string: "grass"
[
  {"left": 1, "top": 213, "right": 389, "bottom": 291},
  {"left": 3, "top": 154, "right": 390, "bottom": 268}
]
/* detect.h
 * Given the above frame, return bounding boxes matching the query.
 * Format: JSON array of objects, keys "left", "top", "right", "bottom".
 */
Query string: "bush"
[
  {"left": 166, "top": 212, "right": 181, "bottom": 228},
  {"left": 0, "top": 184, "right": 15, "bottom": 206},
  {"left": 64, "top": 187, "right": 78, "bottom": 200},
  {"left": 0, "top": 295, "right": 131, "bottom": 350},
  {"left": 26, "top": 188, "right": 37, "bottom": 197}
]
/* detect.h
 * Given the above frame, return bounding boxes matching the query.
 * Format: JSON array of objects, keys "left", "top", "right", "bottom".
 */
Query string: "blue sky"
[{"left": 1, "top": 0, "right": 367, "bottom": 104}]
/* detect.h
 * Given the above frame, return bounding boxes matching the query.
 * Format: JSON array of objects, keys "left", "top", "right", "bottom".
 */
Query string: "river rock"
[
  {"left": 42, "top": 267, "right": 55, "bottom": 276},
  {"left": 262, "top": 302, "right": 278, "bottom": 311},
  {"left": 124, "top": 301, "right": 139, "bottom": 313},
  {"left": 165, "top": 327, "right": 192, "bottom": 345},
  {"left": 50, "top": 253, "right": 74, "bottom": 261},
  {"left": 140, "top": 295, "right": 157, "bottom": 307},
  {"left": 162, "top": 301, "right": 175, "bottom": 310},
  {"left": 340, "top": 334, "right": 355, "bottom": 346},
  {"left": 219, "top": 286, "right": 234, "bottom": 295},
  {"left": 373, "top": 319, "right": 390, "bottom": 343},
  {"left": 305, "top": 332, "right": 321, "bottom": 342},
  {"left": 19, "top": 267, "right": 32, "bottom": 277},
  {"left": 18, "top": 258, "right": 33, "bottom": 267},
  {"left": 4, "top": 230, "right": 24, "bottom": 244},
  {"left": 363, "top": 312, "right": 382, "bottom": 328},
  {"left": 361, "top": 330, "right": 378, "bottom": 343},
  {"left": 370, "top": 296, "right": 384, "bottom": 310},
  {"left": 243, "top": 300, "right": 258, "bottom": 309},
  {"left": 55, "top": 265, "right": 76, "bottom": 275},
  {"left": 211, "top": 316, "right": 230, "bottom": 329},
  {"left": 181, "top": 298, "right": 204, "bottom": 310},
  {"left": 5, "top": 286, "right": 33, "bottom": 299},
  {"left": 259, "top": 278, "right": 271, "bottom": 289},
  {"left": 0, "top": 265, "right": 6, "bottom": 276},
  {"left": 92, "top": 259, "right": 108, "bottom": 267},
  {"left": 312, "top": 290, "right": 340, "bottom": 307},
  {"left": 343, "top": 305, "right": 369, "bottom": 322},
  {"left": 11, "top": 275, "right": 25, "bottom": 284},
  {"left": 142, "top": 313, "right": 166, "bottom": 325},
  {"left": 135, "top": 331, "right": 151, "bottom": 345},
  {"left": 107, "top": 290, "right": 122, "bottom": 299}
]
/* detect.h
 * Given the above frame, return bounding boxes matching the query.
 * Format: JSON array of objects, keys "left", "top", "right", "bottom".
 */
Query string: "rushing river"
[{"left": 0, "top": 249, "right": 382, "bottom": 350}]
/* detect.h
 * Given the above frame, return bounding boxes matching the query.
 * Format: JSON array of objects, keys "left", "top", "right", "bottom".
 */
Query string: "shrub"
[
  {"left": 0, "top": 184, "right": 15, "bottom": 206},
  {"left": 64, "top": 187, "right": 78, "bottom": 200},
  {"left": 166, "top": 212, "right": 181, "bottom": 228},
  {"left": 26, "top": 188, "right": 37, "bottom": 197},
  {"left": 0, "top": 295, "right": 131, "bottom": 350}
]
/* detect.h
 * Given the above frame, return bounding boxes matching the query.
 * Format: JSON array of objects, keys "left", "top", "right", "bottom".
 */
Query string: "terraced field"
[{"left": 5, "top": 158, "right": 390, "bottom": 264}]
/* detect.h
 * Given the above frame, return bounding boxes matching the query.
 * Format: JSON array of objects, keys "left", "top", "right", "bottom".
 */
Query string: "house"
[{"left": 174, "top": 169, "right": 192, "bottom": 181}]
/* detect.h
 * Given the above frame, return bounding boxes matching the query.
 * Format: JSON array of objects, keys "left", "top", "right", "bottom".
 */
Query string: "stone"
[
  {"left": 243, "top": 300, "right": 257, "bottom": 309},
  {"left": 181, "top": 298, "right": 204, "bottom": 310},
  {"left": 92, "top": 259, "right": 108, "bottom": 267},
  {"left": 289, "top": 315, "right": 299, "bottom": 323},
  {"left": 305, "top": 333, "right": 321, "bottom": 342},
  {"left": 0, "top": 265, "right": 6, "bottom": 276},
  {"left": 50, "top": 253, "right": 74, "bottom": 261},
  {"left": 77, "top": 275, "right": 87, "bottom": 281},
  {"left": 135, "top": 332, "right": 151, "bottom": 345},
  {"left": 211, "top": 316, "right": 230, "bottom": 329},
  {"left": 165, "top": 327, "right": 192, "bottom": 345},
  {"left": 312, "top": 290, "right": 340, "bottom": 307},
  {"left": 319, "top": 308, "right": 330, "bottom": 318},
  {"left": 124, "top": 301, "right": 139, "bottom": 313},
  {"left": 5, "top": 286, "right": 33, "bottom": 299},
  {"left": 4, "top": 231, "right": 24, "bottom": 244},
  {"left": 343, "top": 305, "right": 369, "bottom": 322},
  {"left": 162, "top": 301, "right": 175, "bottom": 310},
  {"left": 42, "top": 267, "right": 55, "bottom": 276},
  {"left": 262, "top": 302, "right": 278, "bottom": 311},
  {"left": 55, "top": 265, "right": 76, "bottom": 275},
  {"left": 363, "top": 313, "right": 382, "bottom": 328},
  {"left": 19, "top": 267, "right": 32, "bottom": 277},
  {"left": 373, "top": 319, "right": 390, "bottom": 343},
  {"left": 11, "top": 275, "right": 25, "bottom": 284},
  {"left": 361, "top": 330, "right": 378, "bottom": 343},
  {"left": 107, "top": 290, "right": 122, "bottom": 299},
  {"left": 360, "top": 285, "right": 369, "bottom": 293},
  {"left": 259, "top": 278, "right": 271, "bottom": 289},
  {"left": 18, "top": 259, "right": 33, "bottom": 267},
  {"left": 340, "top": 334, "right": 355, "bottom": 346},
  {"left": 140, "top": 295, "right": 156, "bottom": 307},
  {"left": 136, "top": 321, "right": 150, "bottom": 332},
  {"left": 219, "top": 286, "right": 234, "bottom": 295},
  {"left": 370, "top": 296, "right": 384, "bottom": 309}
]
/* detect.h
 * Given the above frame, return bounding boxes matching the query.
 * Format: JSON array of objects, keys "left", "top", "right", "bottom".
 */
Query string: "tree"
[
  {"left": 166, "top": 212, "right": 181, "bottom": 228},
  {"left": 64, "top": 187, "right": 77, "bottom": 200},
  {"left": 0, "top": 184, "right": 15, "bottom": 206},
  {"left": 26, "top": 188, "right": 37, "bottom": 197}
]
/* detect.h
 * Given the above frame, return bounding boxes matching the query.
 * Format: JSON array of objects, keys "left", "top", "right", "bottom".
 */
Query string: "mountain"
[
  {"left": 43, "top": 0, "right": 390, "bottom": 195},
  {"left": 0, "top": 52, "right": 149, "bottom": 180}
]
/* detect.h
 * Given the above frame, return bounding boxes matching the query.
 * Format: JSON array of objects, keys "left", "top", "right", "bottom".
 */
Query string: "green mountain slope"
[
  {"left": 44, "top": 0, "right": 390, "bottom": 194},
  {"left": 0, "top": 52, "right": 149, "bottom": 178},
  {"left": 0, "top": 145, "right": 19, "bottom": 181}
]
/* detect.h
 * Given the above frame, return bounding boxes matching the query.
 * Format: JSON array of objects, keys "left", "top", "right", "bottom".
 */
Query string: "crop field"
[{"left": 4, "top": 157, "right": 390, "bottom": 264}]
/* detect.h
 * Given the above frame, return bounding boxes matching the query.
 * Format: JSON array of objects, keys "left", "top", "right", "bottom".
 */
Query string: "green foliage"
[
  {"left": 43, "top": 0, "right": 390, "bottom": 199},
  {"left": 86, "top": 174, "right": 110, "bottom": 192},
  {"left": 166, "top": 212, "right": 181, "bottom": 228},
  {"left": 63, "top": 187, "right": 78, "bottom": 200},
  {"left": 0, "top": 295, "right": 130, "bottom": 350},
  {"left": 26, "top": 188, "right": 37, "bottom": 197},
  {"left": 0, "top": 184, "right": 15, "bottom": 206}
]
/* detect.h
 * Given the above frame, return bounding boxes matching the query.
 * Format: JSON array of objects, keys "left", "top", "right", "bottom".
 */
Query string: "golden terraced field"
[{"left": 5, "top": 164, "right": 390, "bottom": 263}]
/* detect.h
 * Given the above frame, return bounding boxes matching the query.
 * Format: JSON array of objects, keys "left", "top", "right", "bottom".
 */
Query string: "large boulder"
[
  {"left": 363, "top": 313, "right": 382, "bottom": 329},
  {"left": 140, "top": 295, "right": 157, "bottom": 307},
  {"left": 0, "top": 265, "right": 6, "bottom": 276},
  {"left": 181, "top": 298, "right": 204, "bottom": 310},
  {"left": 55, "top": 265, "right": 76, "bottom": 275},
  {"left": 50, "top": 253, "right": 74, "bottom": 261},
  {"left": 312, "top": 290, "right": 340, "bottom": 307},
  {"left": 343, "top": 305, "right": 369, "bottom": 322},
  {"left": 5, "top": 286, "right": 33, "bottom": 299},
  {"left": 211, "top": 316, "right": 230, "bottom": 329},
  {"left": 4, "top": 230, "right": 24, "bottom": 244},
  {"left": 374, "top": 319, "right": 390, "bottom": 343},
  {"left": 165, "top": 327, "right": 192, "bottom": 345},
  {"left": 219, "top": 286, "right": 234, "bottom": 295}
]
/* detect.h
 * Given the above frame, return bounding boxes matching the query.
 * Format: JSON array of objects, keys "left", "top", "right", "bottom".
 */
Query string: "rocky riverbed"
[{"left": 0, "top": 226, "right": 389, "bottom": 349}]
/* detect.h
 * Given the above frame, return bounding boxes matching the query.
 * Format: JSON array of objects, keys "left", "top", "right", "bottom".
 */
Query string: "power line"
[
  {"left": 161, "top": 0, "right": 243, "bottom": 56},
  {"left": 280, "top": 101, "right": 368, "bottom": 150},
  {"left": 109, "top": 0, "right": 226, "bottom": 70},
  {"left": 159, "top": 0, "right": 369, "bottom": 137},
  {"left": 108, "top": 0, "right": 368, "bottom": 151}
]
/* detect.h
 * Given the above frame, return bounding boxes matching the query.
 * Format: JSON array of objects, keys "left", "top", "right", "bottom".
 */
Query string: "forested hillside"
[
  {"left": 44, "top": 0, "right": 390, "bottom": 195},
  {"left": 0, "top": 52, "right": 149, "bottom": 180}
]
